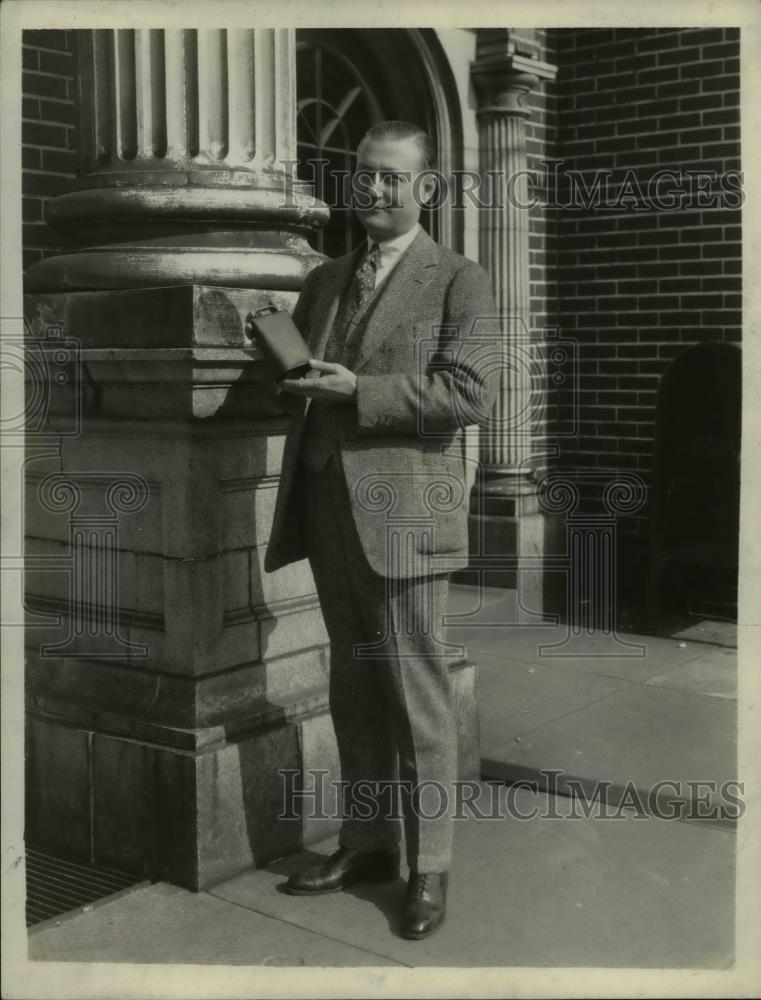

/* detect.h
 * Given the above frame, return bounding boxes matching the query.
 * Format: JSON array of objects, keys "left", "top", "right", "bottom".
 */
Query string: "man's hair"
[{"left": 359, "top": 120, "right": 436, "bottom": 172}]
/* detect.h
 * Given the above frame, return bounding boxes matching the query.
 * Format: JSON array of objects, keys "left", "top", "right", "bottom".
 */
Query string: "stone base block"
[
  {"left": 458, "top": 510, "right": 567, "bottom": 623},
  {"left": 25, "top": 660, "right": 480, "bottom": 890},
  {"left": 25, "top": 707, "right": 327, "bottom": 890}
]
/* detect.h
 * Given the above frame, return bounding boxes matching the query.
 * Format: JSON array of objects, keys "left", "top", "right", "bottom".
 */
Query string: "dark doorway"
[{"left": 646, "top": 343, "right": 741, "bottom": 625}]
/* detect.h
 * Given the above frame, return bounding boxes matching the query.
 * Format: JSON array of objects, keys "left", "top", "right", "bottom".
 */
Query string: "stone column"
[
  {"left": 466, "top": 38, "right": 560, "bottom": 619},
  {"left": 26, "top": 28, "right": 324, "bottom": 292},
  {"left": 23, "top": 28, "right": 338, "bottom": 891}
]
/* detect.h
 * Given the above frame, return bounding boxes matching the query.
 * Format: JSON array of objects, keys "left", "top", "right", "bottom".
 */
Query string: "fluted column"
[
  {"left": 81, "top": 28, "right": 296, "bottom": 172},
  {"left": 22, "top": 27, "right": 337, "bottom": 888},
  {"left": 472, "top": 47, "right": 556, "bottom": 510},
  {"left": 26, "top": 28, "right": 327, "bottom": 292}
]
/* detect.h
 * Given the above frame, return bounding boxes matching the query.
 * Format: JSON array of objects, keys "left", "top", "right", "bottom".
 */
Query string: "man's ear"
[{"left": 419, "top": 175, "right": 437, "bottom": 206}]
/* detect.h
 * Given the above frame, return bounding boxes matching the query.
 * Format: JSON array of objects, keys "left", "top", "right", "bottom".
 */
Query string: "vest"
[{"left": 299, "top": 270, "right": 383, "bottom": 472}]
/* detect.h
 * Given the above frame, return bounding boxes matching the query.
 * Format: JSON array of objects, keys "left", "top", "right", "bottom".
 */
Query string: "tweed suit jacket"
[{"left": 264, "top": 226, "right": 502, "bottom": 578}]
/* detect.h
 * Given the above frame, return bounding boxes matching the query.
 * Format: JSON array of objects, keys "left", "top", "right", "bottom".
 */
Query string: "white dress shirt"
[{"left": 367, "top": 223, "right": 420, "bottom": 291}]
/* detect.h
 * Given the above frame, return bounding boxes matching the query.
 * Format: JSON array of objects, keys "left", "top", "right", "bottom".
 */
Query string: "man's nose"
[{"left": 369, "top": 174, "right": 384, "bottom": 198}]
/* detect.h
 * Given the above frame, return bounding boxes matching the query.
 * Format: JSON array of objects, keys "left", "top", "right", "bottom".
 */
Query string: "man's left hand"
[{"left": 280, "top": 359, "right": 357, "bottom": 402}]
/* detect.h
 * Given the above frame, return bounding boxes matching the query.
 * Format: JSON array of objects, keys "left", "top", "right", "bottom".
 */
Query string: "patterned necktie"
[{"left": 354, "top": 242, "right": 381, "bottom": 315}]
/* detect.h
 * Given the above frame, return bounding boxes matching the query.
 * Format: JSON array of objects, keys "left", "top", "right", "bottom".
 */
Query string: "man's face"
[{"left": 351, "top": 135, "right": 435, "bottom": 242}]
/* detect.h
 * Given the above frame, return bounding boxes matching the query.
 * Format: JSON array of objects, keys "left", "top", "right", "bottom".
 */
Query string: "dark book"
[{"left": 245, "top": 304, "right": 317, "bottom": 383}]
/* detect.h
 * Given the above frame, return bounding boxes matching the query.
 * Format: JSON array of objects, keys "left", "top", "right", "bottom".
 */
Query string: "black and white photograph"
[{"left": 1, "top": 1, "right": 760, "bottom": 997}]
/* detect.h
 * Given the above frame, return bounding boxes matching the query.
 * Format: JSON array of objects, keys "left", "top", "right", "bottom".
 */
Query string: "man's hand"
[{"left": 280, "top": 359, "right": 357, "bottom": 403}]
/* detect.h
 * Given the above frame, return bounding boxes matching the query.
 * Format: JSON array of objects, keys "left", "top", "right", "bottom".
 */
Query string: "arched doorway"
[{"left": 295, "top": 28, "right": 462, "bottom": 258}]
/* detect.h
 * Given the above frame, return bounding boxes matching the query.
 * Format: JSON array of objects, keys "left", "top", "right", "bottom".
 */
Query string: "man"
[{"left": 265, "top": 120, "right": 501, "bottom": 940}]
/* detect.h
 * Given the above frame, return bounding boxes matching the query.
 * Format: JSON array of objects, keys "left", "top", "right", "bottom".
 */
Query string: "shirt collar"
[{"left": 367, "top": 223, "right": 420, "bottom": 259}]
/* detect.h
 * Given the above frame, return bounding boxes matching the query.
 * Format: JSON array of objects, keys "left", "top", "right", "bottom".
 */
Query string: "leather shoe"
[
  {"left": 401, "top": 871, "right": 448, "bottom": 939},
  {"left": 283, "top": 845, "right": 400, "bottom": 895}
]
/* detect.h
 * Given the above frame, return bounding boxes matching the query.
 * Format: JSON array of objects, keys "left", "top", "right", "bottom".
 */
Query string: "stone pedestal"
[
  {"left": 22, "top": 285, "right": 329, "bottom": 888},
  {"left": 22, "top": 28, "right": 481, "bottom": 889}
]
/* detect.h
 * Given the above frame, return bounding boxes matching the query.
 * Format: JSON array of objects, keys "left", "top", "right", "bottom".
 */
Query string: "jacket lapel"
[
  {"left": 299, "top": 244, "right": 362, "bottom": 419},
  {"left": 308, "top": 244, "right": 364, "bottom": 361},
  {"left": 304, "top": 226, "right": 440, "bottom": 384},
  {"left": 353, "top": 227, "right": 440, "bottom": 372}
]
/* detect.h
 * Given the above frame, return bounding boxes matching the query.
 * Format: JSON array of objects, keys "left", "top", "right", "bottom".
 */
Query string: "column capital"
[{"left": 471, "top": 51, "right": 557, "bottom": 118}]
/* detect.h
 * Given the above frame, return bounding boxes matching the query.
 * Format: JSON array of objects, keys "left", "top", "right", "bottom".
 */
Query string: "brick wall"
[
  {"left": 21, "top": 29, "right": 77, "bottom": 273},
  {"left": 551, "top": 26, "right": 742, "bottom": 613},
  {"left": 514, "top": 28, "right": 560, "bottom": 337},
  {"left": 523, "top": 29, "right": 560, "bottom": 483}
]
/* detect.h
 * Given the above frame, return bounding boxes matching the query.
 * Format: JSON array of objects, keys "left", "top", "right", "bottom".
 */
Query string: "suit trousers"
[{"left": 301, "top": 451, "right": 458, "bottom": 873}]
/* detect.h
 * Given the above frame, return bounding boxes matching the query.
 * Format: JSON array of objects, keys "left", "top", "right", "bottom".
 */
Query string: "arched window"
[
  {"left": 296, "top": 29, "right": 457, "bottom": 258},
  {"left": 296, "top": 35, "right": 386, "bottom": 259}
]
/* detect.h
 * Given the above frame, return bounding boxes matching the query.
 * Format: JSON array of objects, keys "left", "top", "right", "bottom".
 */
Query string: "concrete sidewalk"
[
  {"left": 28, "top": 784, "right": 734, "bottom": 967},
  {"left": 446, "top": 584, "right": 739, "bottom": 824},
  {"left": 27, "top": 583, "right": 739, "bottom": 967}
]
